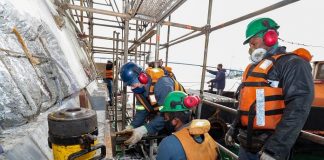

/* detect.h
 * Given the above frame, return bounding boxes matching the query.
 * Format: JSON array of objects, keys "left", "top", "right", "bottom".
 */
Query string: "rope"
[{"left": 279, "top": 38, "right": 324, "bottom": 49}]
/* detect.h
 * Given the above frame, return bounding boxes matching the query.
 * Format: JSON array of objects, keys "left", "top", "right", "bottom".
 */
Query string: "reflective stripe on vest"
[
  {"left": 105, "top": 69, "right": 113, "bottom": 79},
  {"left": 135, "top": 105, "right": 146, "bottom": 111},
  {"left": 173, "top": 127, "right": 218, "bottom": 160},
  {"left": 240, "top": 54, "right": 285, "bottom": 130}
]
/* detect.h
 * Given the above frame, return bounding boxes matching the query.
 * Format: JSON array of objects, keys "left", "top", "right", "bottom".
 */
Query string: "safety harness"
[
  {"left": 239, "top": 48, "right": 311, "bottom": 148},
  {"left": 135, "top": 67, "right": 186, "bottom": 113}
]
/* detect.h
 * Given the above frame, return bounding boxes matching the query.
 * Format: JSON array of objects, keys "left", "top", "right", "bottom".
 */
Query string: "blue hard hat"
[{"left": 120, "top": 62, "right": 142, "bottom": 86}]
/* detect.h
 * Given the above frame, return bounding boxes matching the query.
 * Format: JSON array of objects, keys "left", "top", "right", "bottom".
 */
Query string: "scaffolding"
[{"left": 57, "top": 0, "right": 324, "bottom": 159}]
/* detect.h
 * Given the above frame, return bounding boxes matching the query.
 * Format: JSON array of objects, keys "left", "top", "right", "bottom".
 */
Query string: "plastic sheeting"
[{"left": 0, "top": 0, "right": 89, "bottom": 130}]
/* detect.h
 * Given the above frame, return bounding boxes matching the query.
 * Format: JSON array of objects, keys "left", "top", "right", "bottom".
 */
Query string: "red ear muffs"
[
  {"left": 194, "top": 96, "right": 201, "bottom": 103},
  {"left": 184, "top": 96, "right": 199, "bottom": 108},
  {"left": 263, "top": 29, "right": 278, "bottom": 47},
  {"left": 138, "top": 72, "right": 148, "bottom": 84}
]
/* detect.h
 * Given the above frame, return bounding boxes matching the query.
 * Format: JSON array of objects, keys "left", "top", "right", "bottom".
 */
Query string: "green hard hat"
[
  {"left": 160, "top": 91, "right": 189, "bottom": 112},
  {"left": 243, "top": 17, "right": 280, "bottom": 45}
]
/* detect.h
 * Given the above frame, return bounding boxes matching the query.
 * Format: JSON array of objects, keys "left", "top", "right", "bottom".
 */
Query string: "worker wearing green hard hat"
[
  {"left": 243, "top": 17, "right": 280, "bottom": 45},
  {"left": 157, "top": 91, "right": 218, "bottom": 160},
  {"left": 225, "top": 17, "right": 314, "bottom": 160},
  {"left": 160, "top": 91, "right": 192, "bottom": 112}
]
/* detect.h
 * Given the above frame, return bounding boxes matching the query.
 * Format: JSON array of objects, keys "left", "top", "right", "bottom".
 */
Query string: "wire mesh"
[{"left": 131, "top": 0, "right": 181, "bottom": 21}]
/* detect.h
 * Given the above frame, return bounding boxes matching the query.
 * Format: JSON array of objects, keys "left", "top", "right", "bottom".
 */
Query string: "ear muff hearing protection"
[
  {"left": 263, "top": 29, "right": 278, "bottom": 47},
  {"left": 132, "top": 67, "right": 149, "bottom": 84},
  {"left": 262, "top": 20, "right": 278, "bottom": 47},
  {"left": 170, "top": 95, "right": 201, "bottom": 109},
  {"left": 183, "top": 96, "right": 200, "bottom": 108}
]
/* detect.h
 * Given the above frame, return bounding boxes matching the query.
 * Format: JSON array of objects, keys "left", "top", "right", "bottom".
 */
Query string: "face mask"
[
  {"left": 131, "top": 86, "right": 145, "bottom": 94},
  {"left": 165, "top": 119, "right": 176, "bottom": 133},
  {"left": 249, "top": 48, "right": 267, "bottom": 64}
]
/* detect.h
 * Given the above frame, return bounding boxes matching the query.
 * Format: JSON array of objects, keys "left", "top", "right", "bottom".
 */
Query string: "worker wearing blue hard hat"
[{"left": 117, "top": 61, "right": 186, "bottom": 145}]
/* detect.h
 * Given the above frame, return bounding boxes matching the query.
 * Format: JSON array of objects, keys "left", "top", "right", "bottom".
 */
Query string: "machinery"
[
  {"left": 303, "top": 61, "right": 324, "bottom": 135},
  {"left": 48, "top": 107, "right": 106, "bottom": 160}
]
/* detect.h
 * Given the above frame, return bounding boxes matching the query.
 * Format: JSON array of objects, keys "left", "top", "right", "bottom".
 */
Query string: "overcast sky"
[{"left": 92, "top": 0, "right": 324, "bottom": 90}]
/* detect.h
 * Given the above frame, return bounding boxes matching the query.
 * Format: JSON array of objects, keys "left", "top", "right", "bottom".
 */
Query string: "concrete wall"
[{"left": 0, "top": 0, "right": 93, "bottom": 130}]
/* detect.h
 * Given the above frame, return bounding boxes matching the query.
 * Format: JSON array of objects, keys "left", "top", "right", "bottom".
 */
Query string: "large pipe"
[
  {"left": 300, "top": 131, "right": 324, "bottom": 146},
  {"left": 202, "top": 100, "right": 324, "bottom": 145},
  {"left": 202, "top": 100, "right": 237, "bottom": 114}
]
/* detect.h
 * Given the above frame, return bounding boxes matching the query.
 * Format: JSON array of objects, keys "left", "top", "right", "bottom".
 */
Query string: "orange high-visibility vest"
[
  {"left": 105, "top": 69, "right": 113, "bottom": 79},
  {"left": 173, "top": 127, "right": 218, "bottom": 160},
  {"left": 240, "top": 54, "right": 285, "bottom": 130},
  {"left": 239, "top": 49, "right": 311, "bottom": 130}
]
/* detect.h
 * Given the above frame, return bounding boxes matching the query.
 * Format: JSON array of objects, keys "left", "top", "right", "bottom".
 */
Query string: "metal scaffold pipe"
[
  {"left": 154, "top": 23, "right": 161, "bottom": 68},
  {"left": 161, "top": 0, "right": 300, "bottom": 49},
  {"left": 135, "top": 20, "right": 139, "bottom": 63},
  {"left": 217, "top": 142, "right": 239, "bottom": 160},
  {"left": 114, "top": 32, "right": 120, "bottom": 131},
  {"left": 62, "top": 3, "right": 131, "bottom": 19},
  {"left": 197, "top": 0, "right": 213, "bottom": 119},
  {"left": 122, "top": 19, "right": 129, "bottom": 130},
  {"left": 86, "top": 35, "right": 158, "bottom": 46},
  {"left": 162, "top": 21, "right": 202, "bottom": 31},
  {"left": 165, "top": 16, "right": 171, "bottom": 66}
]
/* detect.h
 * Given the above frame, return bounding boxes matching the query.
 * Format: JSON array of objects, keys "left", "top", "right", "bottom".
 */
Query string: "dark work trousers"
[{"left": 104, "top": 79, "right": 113, "bottom": 106}]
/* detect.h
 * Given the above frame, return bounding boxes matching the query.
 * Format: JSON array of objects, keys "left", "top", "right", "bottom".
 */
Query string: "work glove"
[
  {"left": 124, "top": 126, "right": 148, "bottom": 145},
  {"left": 116, "top": 125, "right": 134, "bottom": 135},
  {"left": 224, "top": 126, "right": 235, "bottom": 146},
  {"left": 260, "top": 152, "right": 276, "bottom": 160}
]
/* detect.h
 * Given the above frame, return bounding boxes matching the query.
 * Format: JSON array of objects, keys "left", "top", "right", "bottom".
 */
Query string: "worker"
[
  {"left": 118, "top": 62, "right": 186, "bottom": 145},
  {"left": 207, "top": 63, "right": 226, "bottom": 95},
  {"left": 146, "top": 54, "right": 176, "bottom": 79},
  {"left": 224, "top": 17, "right": 314, "bottom": 160},
  {"left": 104, "top": 60, "right": 114, "bottom": 106},
  {"left": 156, "top": 91, "right": 218, "bottom": 160}
]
